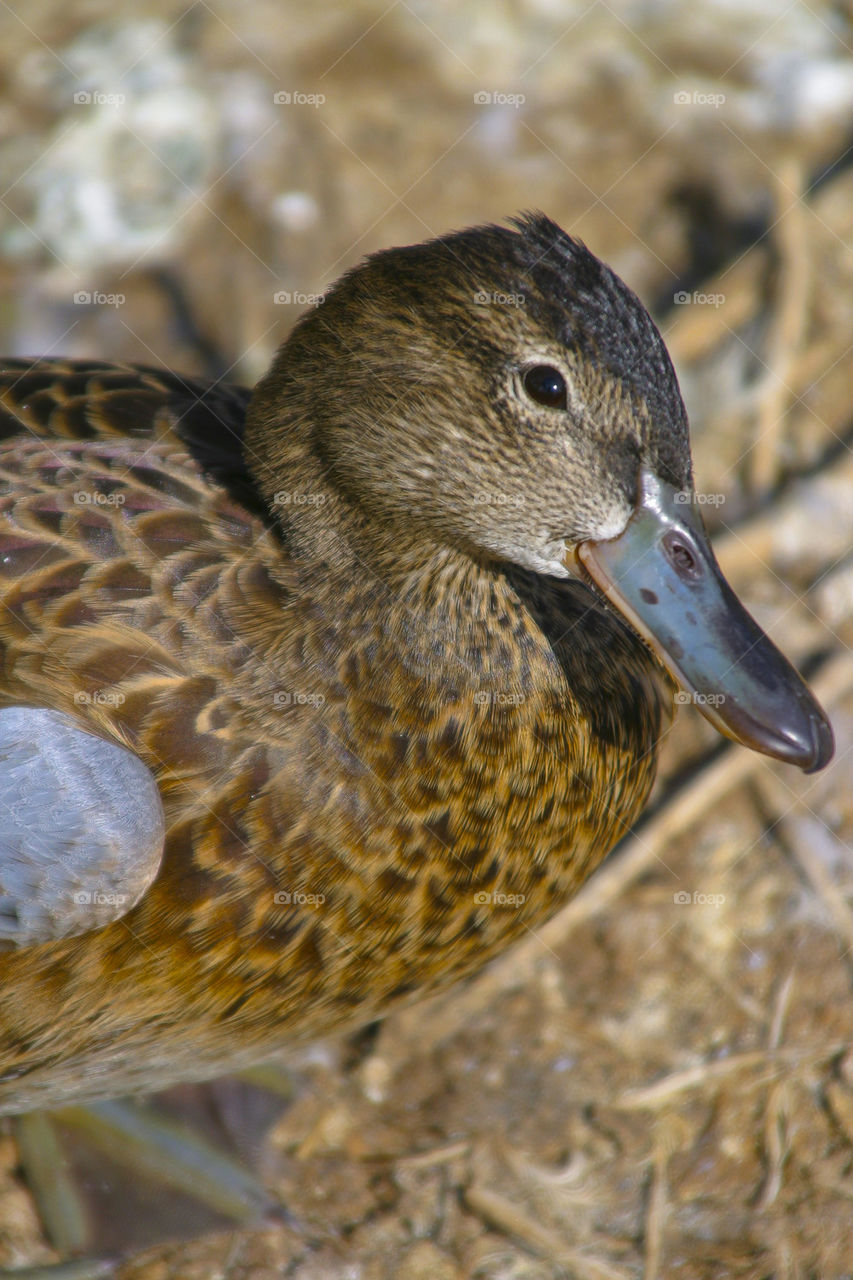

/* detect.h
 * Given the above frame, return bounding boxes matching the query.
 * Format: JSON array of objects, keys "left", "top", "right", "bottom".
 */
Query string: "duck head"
[{"left": 247, "top": 213, "right": 833, "bottom": 772}]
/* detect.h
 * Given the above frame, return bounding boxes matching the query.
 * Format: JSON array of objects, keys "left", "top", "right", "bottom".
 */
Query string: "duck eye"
[{"left": 522, "top": 365, "right": 568, "bottom": 410}]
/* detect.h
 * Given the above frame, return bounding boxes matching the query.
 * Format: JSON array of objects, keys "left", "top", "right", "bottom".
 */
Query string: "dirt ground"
[{"left": 1, "top": 2, "right": 853, "bottom": 1277}]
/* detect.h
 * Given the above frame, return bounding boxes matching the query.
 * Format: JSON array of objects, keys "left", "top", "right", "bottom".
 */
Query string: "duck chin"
[
  {"left": 493, "top": 539, "right": 572, "bottom": 579},
  {"left": 533, "top": 554, "right": 572, "bottom": 579}
]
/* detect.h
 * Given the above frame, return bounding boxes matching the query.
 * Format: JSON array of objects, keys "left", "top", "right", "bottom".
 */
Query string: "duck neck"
[
  {"left": 245, "top": 412, "right": 484, "bottom": 602},
  {"left": 244, "top": 407, "right": 671, "bottom": 752}
]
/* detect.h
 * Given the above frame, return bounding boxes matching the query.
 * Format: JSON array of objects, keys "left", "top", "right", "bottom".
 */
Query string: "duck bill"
[{"left": 572, "top": 470, "right": 833, "bottom": 773}]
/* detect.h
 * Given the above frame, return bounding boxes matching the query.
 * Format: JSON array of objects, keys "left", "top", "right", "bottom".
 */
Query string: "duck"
[{"left": 0, "top": 212, "right": 832, "bottom": 1123}]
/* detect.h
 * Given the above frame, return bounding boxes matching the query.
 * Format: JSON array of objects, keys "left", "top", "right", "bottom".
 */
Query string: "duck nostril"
[{"left": 662, "top": 530, "right": 702, "bottom": 580}]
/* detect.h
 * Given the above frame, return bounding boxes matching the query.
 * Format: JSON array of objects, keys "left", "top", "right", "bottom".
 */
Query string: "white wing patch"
[{"left": 0, "top": 707, "right": 165, "bottom": 947}]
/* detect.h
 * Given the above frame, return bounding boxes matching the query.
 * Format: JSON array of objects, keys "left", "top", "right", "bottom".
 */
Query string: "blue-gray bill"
[{"left": 573, "top": 470, "right": 834, "bottom": 773}]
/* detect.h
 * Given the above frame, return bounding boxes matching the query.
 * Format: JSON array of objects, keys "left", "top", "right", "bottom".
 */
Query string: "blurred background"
[{"left": 2, "top": 2, "right": 853, "bottom": 1277}]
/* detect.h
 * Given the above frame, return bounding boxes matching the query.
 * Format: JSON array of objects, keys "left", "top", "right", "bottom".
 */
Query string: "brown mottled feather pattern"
[{"left": 0, "top": 233, "right": 674, "bottom": 1111}]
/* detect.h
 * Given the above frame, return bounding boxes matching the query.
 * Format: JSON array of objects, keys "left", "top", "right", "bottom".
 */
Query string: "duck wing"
[
  {"left": 0, "top": 360, "right": 283, "bottom": 949},
  {"left": 0, "top": 358, "right": 261, "bottom": 515},
  {"left": 0, "top": 706, "right": 165, "bottom": 946}
]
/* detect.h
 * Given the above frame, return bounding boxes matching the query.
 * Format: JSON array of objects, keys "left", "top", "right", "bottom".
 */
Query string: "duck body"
[
  {"left": 0, "top": 360, "right": 665, "bottom": 1109},
  {"left": 0, "top": 214, "right": 830, "bottom": 1112}
]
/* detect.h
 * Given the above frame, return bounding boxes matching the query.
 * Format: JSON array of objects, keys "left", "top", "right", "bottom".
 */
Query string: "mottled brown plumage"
[{"left": 0, "top": 215, "right": 827, "bottom": 1113}]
